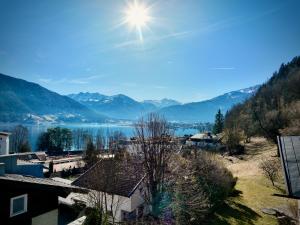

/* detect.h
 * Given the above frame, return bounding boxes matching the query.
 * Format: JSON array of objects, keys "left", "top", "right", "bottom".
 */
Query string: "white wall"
[
  {"left": 87, "top": 191, "right": 131, "bottom": 222},
  {"left": 0, "top": 134, "right": 9, "bottom": 155},
  {"left": 85, "top": 186, "right": 145, "bottom": 222}
]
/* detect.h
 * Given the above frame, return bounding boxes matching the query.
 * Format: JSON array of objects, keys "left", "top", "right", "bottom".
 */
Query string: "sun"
[
  {"left": 123, "top": 0, "right": 152, "bottom": 41},
  {"left": 126, "top": 2, "right": 150, "bottom": 27}
]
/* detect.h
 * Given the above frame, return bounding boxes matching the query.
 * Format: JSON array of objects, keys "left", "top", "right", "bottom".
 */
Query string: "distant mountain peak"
[{"left": 143, "top": 98, "right": 181, "bottom": 108}]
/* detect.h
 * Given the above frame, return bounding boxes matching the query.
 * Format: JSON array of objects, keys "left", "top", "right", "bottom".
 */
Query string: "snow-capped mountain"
[
  {"left": 68, "top": 93, "right": 157, "bottom": 120},
  {"left": 158, "top": 85, "right": 260, "bottom": 122},
  {"left": 143, "top": 98, "right": 181, "bottom": 108},
  {"left": 69, "top": 86, "right": 259, "bottom": 122}
]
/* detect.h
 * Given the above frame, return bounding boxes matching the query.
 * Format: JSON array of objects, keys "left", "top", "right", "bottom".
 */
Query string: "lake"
[{"left": 0, "top": 123, "right": 199, "bottom": 151}]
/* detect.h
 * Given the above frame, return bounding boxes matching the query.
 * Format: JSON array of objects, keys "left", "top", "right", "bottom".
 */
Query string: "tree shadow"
[
  {"left": 206, "top": 201, "right": 262, "bottom": 225},
  {"left": 274, "top": 185, "right": 287, "bottom": 195},
  {"left": 230, "top": 189, "right": 243, "bottom": 197}
]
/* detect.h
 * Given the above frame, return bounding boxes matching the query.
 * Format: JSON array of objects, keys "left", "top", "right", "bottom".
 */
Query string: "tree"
[
  {"left": 37, "top": 127, "right": 72, "bottom": 153},
  {"left": 19, "top": 141, "right": 31, "bottom": 153},
  {"left": 222, "top": 128, "right": 244, "bottom": 155},
  {"left": 134, "top": 113, "right": 178, "bottom": 217},
  {"left": 213, "top": 109, "right": 224, "bottom": 134},
  {"left": 95, "top": 129, "right": 106, "bottom": 152},
  {"left": 259, "top": 158, "right": 280, "bottom": 186},
  {"left": 10, "top": 125, "right": 31, "bottom": 153},
  {"left": 73, "top": 129, "right": 93, "bottom": 150},
  {"left": 169, "top": 153, "right": 236, "bottom": 224},
  {"left": 84, "top": 138, "right": 98, "bottom": 169}
]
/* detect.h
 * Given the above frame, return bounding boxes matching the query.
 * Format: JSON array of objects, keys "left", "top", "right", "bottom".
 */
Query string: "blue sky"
[{"left": 0, "top": 0, "right": 299, "bottom": 103}]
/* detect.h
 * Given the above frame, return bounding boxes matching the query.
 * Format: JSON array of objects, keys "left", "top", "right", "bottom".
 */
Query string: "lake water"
[{"left": 0, "top": 123, "right": 198, "bottom": 151}]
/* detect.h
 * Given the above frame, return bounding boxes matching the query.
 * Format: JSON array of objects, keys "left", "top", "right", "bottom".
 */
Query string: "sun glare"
[
  {"left": 124, "top": 1, "right": 152, "bottom": 41},
  {"left": 126, "top": 3, "right": 150, "bottom": 27}
]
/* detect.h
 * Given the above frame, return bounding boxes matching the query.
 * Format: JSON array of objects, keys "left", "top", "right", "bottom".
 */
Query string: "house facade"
[
  {"left": 0, "top": 152, "right": 85, "bottom": 225},
  {"left": 70, "top": 158, "right": 147, "bottom": 222}
]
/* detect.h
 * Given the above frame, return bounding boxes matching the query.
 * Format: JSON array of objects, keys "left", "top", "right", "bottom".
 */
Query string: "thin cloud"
[
  {"left": 70, "top": 75, "right": 106, "bottom": 84},
  {"left": 69, "top": 79, "right": 89, "bottom": 84},
  {"left": 198, "top": 6, "right": 283, "bottom": 35},
  {"left": 38, "top": 78, "right": 52, "bottom": 83},
  {"left": 113, "top": 30, "right": 194, "bottom": 49}
]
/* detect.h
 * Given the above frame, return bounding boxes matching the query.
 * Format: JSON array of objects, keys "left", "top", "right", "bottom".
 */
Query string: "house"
[
  {"left": 0, "top": 163, "right": 86, "bottom": 225},
  {"left": 186, "top": 132, "right": 220, "bottom": 148},
  {"left": 70, "top": 158, "right": 147, "bottom": 222},
  {"left": 0, "top": 151, "right": 86, "bottom": 225},
  {"left": 0, "top": 132, "right": 10, "bottom": 155}
]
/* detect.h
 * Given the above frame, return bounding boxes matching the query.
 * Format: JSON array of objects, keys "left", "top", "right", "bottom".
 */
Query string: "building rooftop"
[
  {"left": 190, "top": 132, "right": 216, "bottom": 140},
  {"left": 0, "top": 174, "right": 86, "bottom": 195},
  {"left": 278, "top": 136, "right": 300, "bottom": 198},
  {"left": 72, "top": 159, "right": 144, "bottom": 197},
  {"left": 0, "top": 132, "right": 11, "bottom": 136}
]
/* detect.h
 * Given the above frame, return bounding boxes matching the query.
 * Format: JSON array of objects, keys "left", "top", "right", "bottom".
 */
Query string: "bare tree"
[
  {"left": 10, "top": 125, "right": 31, "bottom": 153},
  {"left": 108, "top": 130, "right": 127, "bottom": 153},
  {"left": 95, "top": 129, "right": 106, "bottom": 152},
  {"left": 73, "top": 128, "right": 93, "bottom": 150},
  {"left": 134, "top": 113, "right": 178, "bottom": 216},
  {"left": 259, "top": 158, "right": 280, "bottom": 186}
]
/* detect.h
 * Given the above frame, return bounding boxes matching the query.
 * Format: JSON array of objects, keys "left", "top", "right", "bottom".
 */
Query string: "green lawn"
[
  {"left": 209, "top": 138, "right": 297, "bottom": 225},
  {"left": 210, "top": 177, "right": 292, "bottom": 225}
]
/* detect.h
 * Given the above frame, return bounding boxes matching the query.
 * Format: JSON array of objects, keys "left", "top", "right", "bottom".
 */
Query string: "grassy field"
[{"left": 210, "top": 138, "right": 297, "bottom": 225}]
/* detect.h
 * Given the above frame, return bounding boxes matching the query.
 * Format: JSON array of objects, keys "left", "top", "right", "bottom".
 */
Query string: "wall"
[
  {"left": 0, "top": 154, "right": 44, "bottom": 177},
  {"left": 0, "top": 134, "right": 9, "bottom": 155},
  {"left": 85, "top": 191, "right": 131, "bottom": 222},
  {"left": 32, "top": 209, "right": 58, "bottom": 225},
  {"left": 0, "top": 182, "right": 59, "bottom": 225}
]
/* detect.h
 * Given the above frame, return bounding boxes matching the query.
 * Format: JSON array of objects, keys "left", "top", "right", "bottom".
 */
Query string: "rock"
[{"left": 261, "top": 208, "right": 277, "bottom": 215}]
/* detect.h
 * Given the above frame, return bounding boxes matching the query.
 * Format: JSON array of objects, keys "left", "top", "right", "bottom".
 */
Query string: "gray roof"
[
  {"left": 0, "top": 132, "right": 11, "bottom": 136},
  {"left": 190, "top": 133, "right": 216, "bottom": 140},
  {"left": 278, "top": 136, "right": 300, "bottom": 198},
  {"left": 73, "top": 159, "right": 144, "bottom": 197},
  {"left": 0, "top": 174, "right": 86, "bottom": 193}
]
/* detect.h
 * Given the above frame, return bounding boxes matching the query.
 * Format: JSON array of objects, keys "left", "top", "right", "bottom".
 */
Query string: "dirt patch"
[{"left": 222, "top": 137, "right": 278, "bottom": 178}]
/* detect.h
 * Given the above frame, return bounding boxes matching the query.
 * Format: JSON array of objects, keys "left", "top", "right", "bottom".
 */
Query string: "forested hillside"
[
  {"left": 225, "top": 56, "right": 300, "bottom": 143},
  {"left": 0, "top": 74, "right": 106, "bottom": 123}
]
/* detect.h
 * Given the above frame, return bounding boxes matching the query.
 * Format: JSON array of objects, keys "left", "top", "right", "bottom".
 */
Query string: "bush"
[
  {"left": 222, "top": 128, "right": 244, "bottom": 155},
  {"left": 259, "top": 158, "right": 280, "bottom": 186},
  {"left": 170, "top": 153, "right": 236, "bottom": 224}
]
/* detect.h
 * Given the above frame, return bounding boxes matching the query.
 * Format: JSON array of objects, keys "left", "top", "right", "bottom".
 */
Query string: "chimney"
[{"left": 0, "top": 163, "right": 5, "bottom": 176}]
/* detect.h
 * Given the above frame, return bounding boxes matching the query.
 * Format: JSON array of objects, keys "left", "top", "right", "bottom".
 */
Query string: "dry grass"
[{"left": 209, "top": 137, "right": 297, "bottom": 225}]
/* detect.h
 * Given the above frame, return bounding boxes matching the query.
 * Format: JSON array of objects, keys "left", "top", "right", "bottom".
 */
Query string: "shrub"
[
  {"left": 222, "top": 128, "right": 244, "bottom": 155},
  {"left": 170, "top": 153, "right": 236, "bottom": 224},
  {"left": 259, "top": 158, "right": 281, "bottom": 186}
]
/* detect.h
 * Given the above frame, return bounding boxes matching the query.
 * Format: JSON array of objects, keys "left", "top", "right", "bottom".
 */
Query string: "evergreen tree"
[
  {"left": 84, "top": 138, "right": 98, "bottom": 169},
  {"left": 213, "top": 109, "right": 224, "bottom": 134}
]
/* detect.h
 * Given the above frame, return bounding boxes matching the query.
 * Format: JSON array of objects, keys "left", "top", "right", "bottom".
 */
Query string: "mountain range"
[
  {"left": 158, "top": 86, "right": 259, "bottom": 122},
  {"left": 68, "top": 86, "right": 259, "bottom": 122},
  {"left": 0, "top": 73, "right": 258, "bottom": 123},
  {"left": 0, "top": 73, "right": 106, "bottom": 123}
]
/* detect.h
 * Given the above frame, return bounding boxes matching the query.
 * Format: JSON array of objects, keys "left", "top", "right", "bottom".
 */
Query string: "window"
[{"left": 10, "top": 194, "right": 28, "bottom": 217}]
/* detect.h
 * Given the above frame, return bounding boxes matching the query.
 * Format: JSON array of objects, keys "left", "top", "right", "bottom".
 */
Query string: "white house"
[
  {"left": 0, "top": 132, "right": 10, "bottom": 155},
  {"left": 70, "top": 159, "right": 147, "bottom": 222}
]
